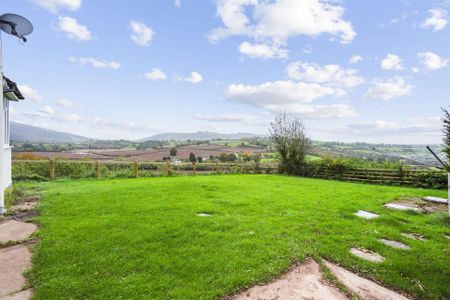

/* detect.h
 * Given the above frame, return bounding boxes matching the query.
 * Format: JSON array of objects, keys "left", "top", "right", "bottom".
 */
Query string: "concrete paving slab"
[
  {"left": 232, "top": 258, "right": 348, "bottom": 300},
  {"left": 401, "top": 233, "right": 426, "bottom": 241},
  {"left": 0, "top": 220, "right": 37, "bottom": 243},
  {"left": 350, "top": 248, "right": 384, "bottom": 263},
  {"left": 323, "top": 260, "right": 409, "bottom": 300},
  {"left": 384, "top": 203, "right": 420, "bottom": 212},
  {"left": 380, "top": 239, "right": 410, "bottom": 250},
  {"left": 0, "top": 289, "right": 33, "bottom": 300},
  {"left": 197, "top": 213, "right": 212, "bottom": 217},
  {"left": 422, "top": 196, "right": 448, "bottom": 204},
  {"left": 0, "top": 245, "right": 32, "bottom": 297},
  {"left": 355, "top": 210, "right": 379, "bottom": 220}
]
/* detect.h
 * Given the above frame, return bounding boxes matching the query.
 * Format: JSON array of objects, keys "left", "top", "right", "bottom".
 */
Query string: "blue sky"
[{"left": 3, "top": 0, "right": 450, "bottom": 143}]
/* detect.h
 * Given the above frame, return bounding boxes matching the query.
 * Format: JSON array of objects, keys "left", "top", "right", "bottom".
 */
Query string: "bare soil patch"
[{"left": 387, "top": 197, "right": 447, "bottom": 213}]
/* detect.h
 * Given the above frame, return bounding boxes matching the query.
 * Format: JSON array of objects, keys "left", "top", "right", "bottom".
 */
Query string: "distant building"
[{"left": 1, "top": 76, "right": 24, "bottom": 214}]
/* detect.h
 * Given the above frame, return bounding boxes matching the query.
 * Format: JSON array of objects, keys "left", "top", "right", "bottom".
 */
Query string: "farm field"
[
  {"left": 27, "top": 175, "right": 449, "bottom": 299},
  {"left": 14, "top": 144, "right": 266, "bottom": 162}
]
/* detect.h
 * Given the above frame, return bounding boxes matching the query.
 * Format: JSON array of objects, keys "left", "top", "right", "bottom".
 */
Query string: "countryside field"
[{"left": 26, "top": 175, "right": 449, "bottom": 299}]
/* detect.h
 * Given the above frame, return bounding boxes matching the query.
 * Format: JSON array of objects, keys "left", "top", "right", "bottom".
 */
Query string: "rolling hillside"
[{"left": 11, "top": 122, "right": 92, "bottom": 144}]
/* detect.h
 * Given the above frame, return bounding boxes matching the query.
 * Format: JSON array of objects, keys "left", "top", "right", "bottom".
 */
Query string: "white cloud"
[
  {"left": 418, "top": 51, "right": 448, "bottom": 70},
  {"left": 63, "top": 114, "right": 82, "bottom": 122},
  {"left": 349, "top": 55, "right": 363, "bottom": 64},
  {"left": 130, "top": 21, "right": 154, "bottom": 47},
  {"left": 364, "top": 76, "right": 412, "bottom": 100},
  {"left": 56, "top": 98, "right": 74, "bottom": 108},
  {"left": 346, "top": 117, "right": 440, "bottom": 136},
  {"left": 209, "top": 0, "right": 356, "bottom": 45},
  {"left": 145, "top": 68, "right": 167, "bottom": 81},
  {"left": 174, "top": 0, "right": 181, "bottom": 7},
  {"left": 194, "top": 113, "right": 258, "bottom": 123},
  {"left": 17, "top": 85, "right": 43, "bottom": 101},
  {"left": 381, "top": 54, "right": 403, "bottom": 70},
  {"left": 238, "top": 41, "right": 288, "bottom": 59},
  {"left": 224, "top": 80, "right": 355, "bottom": 119},
  {"left": 178, "top": 72, "right": 203, "bottom": 84},
  {"left": 69, "top": 57, "right": 121, "bottom": 69},
  {"left": 286, "top": 61, "right": 364, "bottom": 88},
  {"left": 40, "top": 106, "right": 55, "bottom": 115},
  {"left": 420, "top": 9, "right": 448, "bottom": 31},
  {"left": 57, "top": 16, "right": 92, "bottom": 41},
  {"left": 31, "top": 0, "right": 81, "bottom": 13}
]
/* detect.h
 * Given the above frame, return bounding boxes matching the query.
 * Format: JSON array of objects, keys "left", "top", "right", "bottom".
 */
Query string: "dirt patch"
[
  {"left": 10, "top": 196, "right": 40, "bottom": 214},
  {"left": 350, "top": 248, "right": 384, "bottom": 263},
  {"left": 323, "top": 260, "right": 409, "bottom": 300},
  {"left": 0, "top": 245, "right": 32, "bottom": 297},
  {"left": 389, "top": 197, "right": 447, "bottom": 213},
  {"left": 231, "top": 258, "right": 348, "bottom": 300},
  {"left": 0, "top": 220, "right": 37, "bottom": 243}
]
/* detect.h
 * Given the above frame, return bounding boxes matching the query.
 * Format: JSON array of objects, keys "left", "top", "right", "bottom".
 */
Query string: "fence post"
[
  {"left": 167, "top": 161, "right": 172, "bottom": 176},
  {"left": 215, "top": 162, "right": 219, "bottom": 174},
  {"left": 192, "top": 162, "right": 196, "bottom": 175},
  {"left": 96, "top": 161, "right": 100, "bottom": 178},
  {"left": 49, "top": 159, "right": 55, "bottom": 180},
  {"left": 134, "top": 161, "right": 139, "bottom": 178}
]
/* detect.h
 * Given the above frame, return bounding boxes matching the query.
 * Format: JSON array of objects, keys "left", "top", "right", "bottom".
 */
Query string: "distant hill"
[
  {"left": 142, "top": 131, "right": 263, "bottom": 141},
  {"left": 11, "top": 122, "right": 92, "bottom": 144}
]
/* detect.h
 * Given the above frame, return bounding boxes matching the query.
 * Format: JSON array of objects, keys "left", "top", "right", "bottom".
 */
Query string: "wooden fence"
[{"left": 11, "top": 160, "right": 447, "bottom": 189}]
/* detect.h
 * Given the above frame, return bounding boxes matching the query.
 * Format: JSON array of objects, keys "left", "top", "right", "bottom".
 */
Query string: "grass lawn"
[{"left": 27, "top": 175, "right": 449, "bottom": 299}]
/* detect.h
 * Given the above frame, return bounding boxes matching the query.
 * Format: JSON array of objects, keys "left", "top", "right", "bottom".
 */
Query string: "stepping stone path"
[
  {"left": 422, "top": 196, "right": 448, "bottom": 204},
  {"left": 232, "top": 258, "right": 348, "bottom": 300},
  {"left": 0, "top": 220, "right": 37, "bottom": 243},
  {"left": 0, "top": 197, "right": 39, "bottom": 300},
  {"left": 354, "top": 210, "right": 379, "bottom": 219},
  {"left": 323, "top": 260, "right": 409, "bottom": 300},
  {"left": 380, "top": 239, "right": 410, "bottom": 250},
  {"left": 197, "top": 213, "right": 212, "bottom": 217},
  {"left": 401, "top": 233, "right": 426, "bottom": 241},
  {"left": 0, "top": 245, "right": 32, "bottom": 298},
  {"left": 350, "top": 248, "right": 385, "bottom": 263},
  {"left": 384, "top": 203, "right": 420, "bottom": 212}
]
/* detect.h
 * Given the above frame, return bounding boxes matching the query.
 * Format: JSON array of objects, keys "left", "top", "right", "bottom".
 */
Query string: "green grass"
[{"left": 27, "top": 175, "right": 449, "bottom": 299}]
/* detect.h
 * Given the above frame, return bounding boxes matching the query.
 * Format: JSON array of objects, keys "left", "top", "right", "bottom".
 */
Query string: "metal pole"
[{"left": 0, "top": 31, "right": 5, "bottom": 215}]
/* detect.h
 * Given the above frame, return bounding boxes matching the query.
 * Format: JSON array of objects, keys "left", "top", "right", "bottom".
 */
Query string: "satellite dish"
[{"left": 0, "top": 13, "right": 33, "bottom": 42}]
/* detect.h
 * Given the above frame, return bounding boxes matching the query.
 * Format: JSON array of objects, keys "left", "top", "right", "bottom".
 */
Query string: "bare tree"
[{"left": 269, "top": 113, "right": 311, "bottom": 175}]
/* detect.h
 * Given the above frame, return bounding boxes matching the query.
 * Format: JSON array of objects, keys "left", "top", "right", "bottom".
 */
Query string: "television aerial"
[{"left": 0, "top": 13, "right": 33, "bottom": 42}]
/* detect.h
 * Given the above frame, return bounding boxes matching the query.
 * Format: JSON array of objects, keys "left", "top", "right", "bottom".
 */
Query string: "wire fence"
[{"left": 12, "top": 160, "right": 447, "bottom": 189}]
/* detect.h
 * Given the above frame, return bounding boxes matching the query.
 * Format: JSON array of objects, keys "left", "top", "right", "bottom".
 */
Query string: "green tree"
[
  {"left": 269, "top": 113, "right": 311, "bottom": 175},
  {"left": 197, "top": 156, "right": 203, "bottom": 163},
  {"left": 189, "top": 152, "right": 197, "bottom": 163},
  {"left": 170, "top": 148, "right": 177, "bottom": 156}
]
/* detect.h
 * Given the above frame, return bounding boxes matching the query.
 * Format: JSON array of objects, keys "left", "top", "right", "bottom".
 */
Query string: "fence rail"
[{"left": 11, "top": 160, "right": 447, "bottom": 189}]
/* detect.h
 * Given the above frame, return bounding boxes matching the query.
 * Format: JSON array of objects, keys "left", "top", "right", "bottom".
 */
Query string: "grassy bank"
[{"left": 28, "top": 175, "right": 449, "bottom": 299}]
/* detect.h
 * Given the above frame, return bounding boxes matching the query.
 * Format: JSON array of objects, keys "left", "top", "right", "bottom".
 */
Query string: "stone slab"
[
  {"left": 384, "top": 203, "right": 420, "bottom": 212},
  {"left": 0, "top": 289, "right": 34, "bottom": 300},
  {"left": 422, "top": 196, "right": 448, "bottom": 204},
  {"left": 197, "top": 213, "right": 212, "bottom": 217},
  {"left": 350, "top": 248, "right": 384, "bottom": 263},
  {"left": 380, "top": 239, "right": 410, "bottom": 250},
  {"left": 0, "top": 245, "right": 32, "bottom": 297},
  {"left": 401, "top": 233, "right": 426, "bottom": 241},
  {"left": 323, "top": 260, "right": 409, "bottom": 300},
  {"left": 355, "top": 210, "right": 379, "bottom": 220},
  {"left": 232, "top": 258, "right": 347, "bottom": 300},
  {"left": 0, "top": 220, "right": 37, "bottom": 243}
]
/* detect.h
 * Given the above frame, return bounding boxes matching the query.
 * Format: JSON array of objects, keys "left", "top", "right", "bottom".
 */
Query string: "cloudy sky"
[{"left": 3, "top": 0, "right": 449, "bottom": 143}]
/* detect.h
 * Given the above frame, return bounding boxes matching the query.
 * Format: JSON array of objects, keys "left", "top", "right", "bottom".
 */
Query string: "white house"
[{"left": 0, "top": 75, "right": 24, "bottom": 214}]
